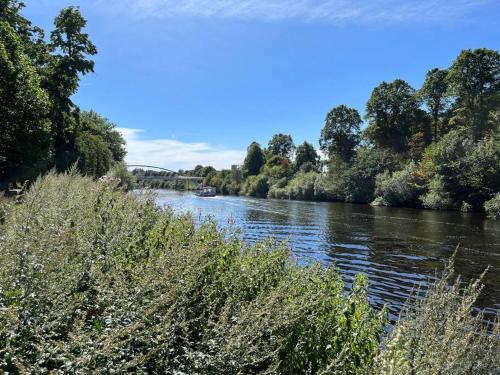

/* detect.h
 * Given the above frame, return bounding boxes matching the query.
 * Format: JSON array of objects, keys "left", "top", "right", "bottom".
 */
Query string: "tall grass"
[{"left": 0, "top": 172, "right": 498, "bottom": 374}]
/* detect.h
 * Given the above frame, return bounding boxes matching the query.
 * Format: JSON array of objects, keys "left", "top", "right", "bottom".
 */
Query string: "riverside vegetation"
[
  {"left": 0, "top": 171, "right": 499, "bottom": 374},
  {"left": 0, "top": 1, "right": 129, "bottom": 190},
  {"left": 135, "top": 48, "right": 500, "bottom": 219}
]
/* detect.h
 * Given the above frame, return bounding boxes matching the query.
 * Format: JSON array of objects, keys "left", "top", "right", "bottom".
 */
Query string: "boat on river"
[{"left": 195, "top": 185, "right": 216, "bottom": 197}]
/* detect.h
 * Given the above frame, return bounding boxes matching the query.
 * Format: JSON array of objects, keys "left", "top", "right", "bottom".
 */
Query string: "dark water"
[{"left": 154, "top": 190, "right": 500, "bottom": 320}]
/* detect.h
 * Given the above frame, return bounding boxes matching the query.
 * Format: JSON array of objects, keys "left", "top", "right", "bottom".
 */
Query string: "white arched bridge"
[{"left": 127, "top": 165, "right": 204, "bottom": 183}]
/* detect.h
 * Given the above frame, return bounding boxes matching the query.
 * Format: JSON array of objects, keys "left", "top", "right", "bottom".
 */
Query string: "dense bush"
[
  {"left": 420, "top": 130, "right": 500, "bottom": 209},
  {"left": 484, "top": 193, "right": 500, "bottom": 219},
  {"left": 241, "top": 174, "right": 270, "bottom": 198},
  {"left": 372, "top": 162, "right": 423, "bottom": 207},
  {"left": 336, "top": 147, "right": 400, "bottom": 203},
  {"left": 420, "top": 175, "right": 454, "bottom": 210},
  {"left": 1, "top": 173, "right": 498, "bottom": 373},
  {"left": 283, "top": 172, "right": 319, "bottom": 200},
  {"left": 0, "top": 172, "right": 387, "bottom": 373},
  {"left": 374, "top": 256, "right": 500, "bottom": 374},
  {"left": 107, "top": 162, "right": 136, "bottom": 191}
]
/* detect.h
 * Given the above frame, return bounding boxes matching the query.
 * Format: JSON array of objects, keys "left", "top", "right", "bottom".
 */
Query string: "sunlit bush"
[
  {"left": 107, "top": 161, "right": 136, "bottom": 191},
  {"left": 420, "top": 175, "right": 454, "bottom": 210},
  {"left": 484, "top": 193, "right": 500, "bottom": 219},
  {"left": 336, "top": 147, "right": 400, "bottom": 203},
  {"left": 1, "top": 173, "right": 498, "bottom": 373},
  {"left": 420, "top": 130, "right": 500, "bottom": 209},
  {"left": 373, "top": 162, "right": 424, "bottom": 207},
  {"left": 374, "top": 255, "right": 500, "bottom": 374},
  {"left": 240, "top": 174, "right": 269, "bottom": 198},
  {"left": 0, "top": 172, "right": 386, "bottom": 373}
]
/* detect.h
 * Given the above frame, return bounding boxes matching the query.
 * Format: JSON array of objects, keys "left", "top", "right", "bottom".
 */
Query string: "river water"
[{"left": 153, "top": 190, "right": 500, "bottom": 320}]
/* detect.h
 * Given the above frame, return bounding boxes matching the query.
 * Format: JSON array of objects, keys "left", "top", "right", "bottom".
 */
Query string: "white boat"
[{"left": 195, "top": 185, "right": 216, "bottom": 197}]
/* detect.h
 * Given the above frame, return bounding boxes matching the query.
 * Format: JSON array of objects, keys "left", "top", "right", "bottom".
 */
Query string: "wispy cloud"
[
  {"left": 119, "top": 128, "right": 246, "bottom": 171},
  {"left": 99, "top": 0, "right": 491, "bottom": 23}
]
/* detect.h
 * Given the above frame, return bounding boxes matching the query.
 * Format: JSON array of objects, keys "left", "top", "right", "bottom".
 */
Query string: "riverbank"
[{"left": 0, "top": 172, "right": 498, "bottom": 373}]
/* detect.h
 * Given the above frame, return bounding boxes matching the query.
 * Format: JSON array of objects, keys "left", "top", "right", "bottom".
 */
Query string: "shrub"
[
  {"left": 373, "top": 162, "right": 423, "bottom": 207},
  {"left": 337, "top": 147, "right": 400, "bottom": 203},
  {"left": 284, "top": 171, "right": 318, "bottom": 200},
  {"left": 374, "top": 255, "right": 500, "bottom": 374},
  {"left": 107, "top": 162, "right": 136, "bottom": 190},
  {"left": 241, "top": 174, "right": 269, "bottom": 198},
  {"left": 420, "top": 130, "right": 500, "bottom": 209},
  {"left": 0, "top": 171, "right": 386, "bottom": 373},
  {"left": 484, "top": 193, "right": 500, "bottom": 219},
  {"left": 420, "top": 175, "right": 453, "bottom": 210},
  {"left": 314, "top": 175, "right": 339, "bottom": 201}
]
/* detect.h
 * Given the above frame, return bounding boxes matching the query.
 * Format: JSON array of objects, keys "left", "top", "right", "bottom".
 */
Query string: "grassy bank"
[{"left": 0, "top": 172, "right": 498, "bottom": 374}]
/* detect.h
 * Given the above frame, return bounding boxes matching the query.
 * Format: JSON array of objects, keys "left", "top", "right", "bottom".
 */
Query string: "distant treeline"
[
  {"left": 152, "top": 48, "right": 499, "bottom": 218},
  {"left": 0, "top": 1, "right": 128, "bottom": 189}
]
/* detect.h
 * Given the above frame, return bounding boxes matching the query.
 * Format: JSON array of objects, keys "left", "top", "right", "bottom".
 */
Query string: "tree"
[
  {"left": 46, "top": 6, "right": 97, "bottom": 170},
  {"left": 76, "top": 131, "right": 112, "bottom": 178},
  {"left": 320, "top": 105, "right": 361, "bottom": 162},
  {"left": 447, "top": 48, "right": 500, "bottom": 140},
  {"left": 294, "top": 141, "right": 319, "bottom": 171},
  {"left": 243, "top": 142, "right": 265, "bottom": 177},
  {"left": 0, "top": 0, "right": 48, "bottom": 65},
  {"left": 365, "top": 80, "right": 427, "bottom": 152},
  {"left": 267, "top": 133, "right": 295, "bottom": 159},
  {"left": 0, "top": 20, "right": 52, "bottom": 188},
  {"left": 80, "top": 111, "right": 126, "bottom": 163},
  {"left": 419, "top": 68, "right": 450, "bottom": 140}
]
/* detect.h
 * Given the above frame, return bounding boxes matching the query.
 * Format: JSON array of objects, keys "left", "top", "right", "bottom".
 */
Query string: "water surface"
[{"left": 154, "top": 190, "right": 500, "bottom": 320}]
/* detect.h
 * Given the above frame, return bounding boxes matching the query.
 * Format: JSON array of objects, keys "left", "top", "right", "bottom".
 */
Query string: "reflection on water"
[{"left": 153, "top": 190, "right": 500, "bottom": 320}]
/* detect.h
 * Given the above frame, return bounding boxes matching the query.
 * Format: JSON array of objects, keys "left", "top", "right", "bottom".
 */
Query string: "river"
[{"left": 153, "top": 190, "right": 500, "bottom": 320}]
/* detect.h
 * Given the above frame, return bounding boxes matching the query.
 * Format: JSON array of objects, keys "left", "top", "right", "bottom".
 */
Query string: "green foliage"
[
  {"left": 294, "top": 141, "right": 319, "bottom": 171},
  {"left": 420, "top": 129, "right": 500, "bottom": 209},
  {"left": 0, "top": 173, "right": 389, "bottom": 373},
  {"left": 320, "top": 105, "right": 361, "bottom": 162},
  {"left": 267, "top": 133, "right": 295, "bottom": 159},
  {"left": 484, "top": 193, "right": 500, "bottom": 219},
  {"left": 262, "top": 155, "right": 293, "bottom": 184},
  {"left": 76, "top": 131, "right": 112, "bottom": 177},
  {"left": 373, "top": 162, "right": 424, "bottom": 207},
  {"left": 419, "top": 175, "right": 453, "bottom": 210},
  {"left": 0, "top": 20, "right": 52, "bottom": 188},
  {"left": 365, "top": 80, "right": 429, "bottom": 152},
  {"left": 47, "top": 6, "right": 98, "bottom": 171},
  {"left": 374, "top": 256, "right": 500, "bottom": 374},
  {"left": 419, "top": 68, "right": 450, "bottom": 141},
  {"left": 447, "top": 48, "right": 500, "bottom": 140},
  {"left": 243, "top": 142, "right": 266, "bottom": 177},
  {"left": 284, "top": 171, "right": 319, "bottom": 200},
  {"left": 336, "top": 147, "right": 399, "bottom": 203},
  {"left": 0, "top": 2, "right": 124, "bottom": 188},
  {"left": 107, "top": 162, "right": 136, "bottom": 191},
  {"left": 80, "top": 111, "right": 126, "bottom": 163},
  {"left": 241, "top": 174, "right": 269, "bottom": 198}
]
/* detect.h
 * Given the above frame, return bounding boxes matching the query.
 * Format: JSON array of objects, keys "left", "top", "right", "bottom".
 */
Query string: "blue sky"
[{"left": 25, "top": 0, "right": 500, "bottom": 170}]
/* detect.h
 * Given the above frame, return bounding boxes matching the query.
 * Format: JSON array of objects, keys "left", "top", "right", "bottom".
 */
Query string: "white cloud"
[
  {"left": 118, "top": 128, "right": 246, "bottom": 171},
  {"left": 98, "top": 0, "right": 490, "bottom": 23}
]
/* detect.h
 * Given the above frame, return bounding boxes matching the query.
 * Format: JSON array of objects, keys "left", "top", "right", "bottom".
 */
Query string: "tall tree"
[
  {"left": 365, "top": 80, "right": 425, "bottom": 152},
  {"left": 46, "top": 6, "right": 97, "bottom": 170},
  {"left": 0, "top": 20, "right": 51, "bottom": 188},
  {"left": 0, "top": 0, "right": 48, "bottom": 65},
  {"left": 447, "top": 48, "right": 500, "bottom": 140},
  {"left": 320, "top": 105, "right": 361, "bottom": 162},
  {"left": 294, "top": 141, "right": 319, "bottom": 171},
  {"left": 243, "top": 142, "right": 265, "bottom": 177},
  {"left": 419, "top": 68, "right": 449, "bottom": 140},
  {"left": 267, "top": 133, "right": 295, "bottom": 159}
]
